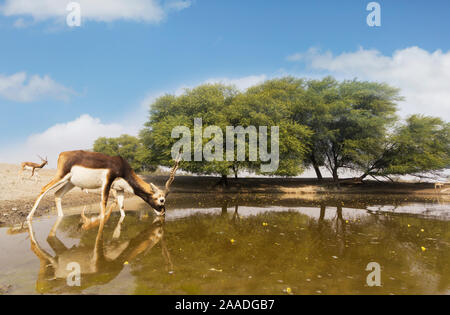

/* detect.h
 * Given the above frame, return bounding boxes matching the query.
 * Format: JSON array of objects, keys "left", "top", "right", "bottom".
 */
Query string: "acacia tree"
[
  {"left": 292, "top": 76, "right": 339, "bottom": 180},
  {"left": 93, "top": 134, "right": 153, "bottom": 172},
  {"left": 140, "top": 84, "right": 236, "bottom": 181},
  {"left": 140, "top": 83, "right": 312, "bottom": 180},
  {"left": 228, "top": 79, "right": 312, "bottom": 176},
  {"left": 355, "top": 115, "right": 450, "bottom": 179},
  {"left": 291, "top": 78, "right": 402, "bottom": 181},
  {"left": 94, "top": 77, "right": 448, "bottom": 182}
]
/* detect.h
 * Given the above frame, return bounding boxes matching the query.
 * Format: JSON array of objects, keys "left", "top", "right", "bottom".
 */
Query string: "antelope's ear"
[{"left": 150, "top": 183, "right": 159, "bottom": 193}]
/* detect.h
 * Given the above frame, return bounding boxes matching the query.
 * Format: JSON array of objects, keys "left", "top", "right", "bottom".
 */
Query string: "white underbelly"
[
  {"left": 69, "top": 166, "right": 110, "bottom": 189},
  {"left": 24, "top": 166, "right": 33, "bottom": 171}
]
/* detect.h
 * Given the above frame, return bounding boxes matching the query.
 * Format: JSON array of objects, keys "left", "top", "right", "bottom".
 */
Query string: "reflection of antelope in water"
[
  {"left": 80, "top": 204, "right": 125, "bottom": 239},
  {"left": 18, "top": 155, "right": 48, "bottom": 182},
  {"left": 26, "top": 204, "right": 172, "bottom": 293}
]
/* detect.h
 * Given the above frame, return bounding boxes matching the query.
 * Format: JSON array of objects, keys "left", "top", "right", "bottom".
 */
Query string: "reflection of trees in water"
[
  {"left": 165, "top": 208, "right": 446, "bottom": 294},
  {"left": 25, "top": 200, "right": 449, "bottom": 294}
]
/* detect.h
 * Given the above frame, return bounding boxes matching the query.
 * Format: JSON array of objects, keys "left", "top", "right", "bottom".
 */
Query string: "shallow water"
[{"left": 0, "top": 195, "right": 449, "bottom": 295}]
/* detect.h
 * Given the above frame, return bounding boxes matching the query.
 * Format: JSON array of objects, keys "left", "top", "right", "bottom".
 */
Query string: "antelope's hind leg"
[
  {"left": 54, "top": 182, "right": 75, "bottom": 217},
  {"left": 27, "top": 173, "right": 71, "bottom": 220}
]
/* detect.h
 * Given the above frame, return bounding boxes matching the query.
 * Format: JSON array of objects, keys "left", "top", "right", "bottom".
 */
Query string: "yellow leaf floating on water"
[
  {"left": 230, "top": 239, "right": 235, "bottom": 244},
  {"left": 286, "top": 287, "right": 292, "bottom": 294},
  {"left": 124, "top": 261, "right": 129, "bottom": 265},
  {"left": 420, "top": 229, "right": 425, "bottom": 232},
  {"left": 262, "top": 222, "right": 268, "bottom": 226},
  {"left": 421, "top": 246, "right": 426, "bottom": 252},
  {"left": 407, "top": 224, "right": 411, "bottom": 228}
]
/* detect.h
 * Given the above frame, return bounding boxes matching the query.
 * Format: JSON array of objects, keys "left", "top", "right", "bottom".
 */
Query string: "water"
[{"left": 0, "top": 194, "right": 449, "bottom": 295}]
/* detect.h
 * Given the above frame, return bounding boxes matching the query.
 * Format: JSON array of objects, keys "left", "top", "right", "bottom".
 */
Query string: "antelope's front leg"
[{"left": 100, "top": 179, "right": 113, "bottom": 219}]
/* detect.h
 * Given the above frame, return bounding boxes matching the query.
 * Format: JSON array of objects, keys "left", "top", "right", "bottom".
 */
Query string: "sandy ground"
[
  {"left": 0, "top": 164, "right": 105, "bottom": 225},
  {"left": 0, "top": 163, "right": 448, "bottom": 226}
]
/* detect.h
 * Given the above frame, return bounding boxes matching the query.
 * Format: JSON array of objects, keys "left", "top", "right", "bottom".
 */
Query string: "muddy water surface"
[{"left": 0, "top": 194, "right": 449, "bottom": 295}]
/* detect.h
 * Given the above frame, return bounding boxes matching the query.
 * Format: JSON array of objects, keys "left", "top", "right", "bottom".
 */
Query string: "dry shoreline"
[{"left": 0, "top": 163, "right": 448, "bottom": 226}]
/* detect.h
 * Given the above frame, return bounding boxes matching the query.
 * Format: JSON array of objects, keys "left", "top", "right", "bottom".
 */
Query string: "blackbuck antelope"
[
  {"left": 18, "top": 155, "right": 48, "bottom": 182},
  {"left": 26, "top": 150, "right": 180, "bottom": 221}
]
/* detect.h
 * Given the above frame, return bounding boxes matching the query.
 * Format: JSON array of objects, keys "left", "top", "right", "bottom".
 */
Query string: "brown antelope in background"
[
  {"left": 435, "top": 181, "right": 449, "bottom": 193},
  {"left": 18, "top": 155, "right": 48, "bottom": 182},
  {"left": 27, "top": 150, "right": 181, "bottom": 221}
]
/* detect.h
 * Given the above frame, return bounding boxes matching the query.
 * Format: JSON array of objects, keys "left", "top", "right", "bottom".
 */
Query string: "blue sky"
[{"left": 0, "top": 0, "right": 449, "bottom": 165}]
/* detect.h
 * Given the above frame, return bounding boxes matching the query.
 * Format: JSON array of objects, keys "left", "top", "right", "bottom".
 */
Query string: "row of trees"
[{"left": 94, "top": 76, "right": 450, "bottom": 181}]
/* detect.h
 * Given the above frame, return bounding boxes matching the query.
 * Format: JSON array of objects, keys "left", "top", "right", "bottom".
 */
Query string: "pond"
[{"left": 0, "top": 194, "right": 449, "bottom": 295}]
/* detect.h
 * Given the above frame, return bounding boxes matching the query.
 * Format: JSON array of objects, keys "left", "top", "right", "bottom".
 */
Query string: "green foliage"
[
  {"left": 140, "top": 83, "right": 312, "bottom": 177},
  {"left": 93, "top": 76, "right": 449, "bottom": 180},
  {"left": 291, "top": 77, "right": 402, "bottom": 180},
  {"left": 383, "top": 115, "right": 449, "bottom": 176},
  {"left": 93, "top": 134, "right": 154, "bottom": 172}
]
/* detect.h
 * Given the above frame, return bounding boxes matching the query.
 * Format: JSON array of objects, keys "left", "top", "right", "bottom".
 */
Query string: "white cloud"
[
  {"left": 0, "top": 114, "right": 126, "bottom": 167},
  {"left": 0, "top": 0, "right": 191, "bottom": 24},
  {"left": 0, "top": 72, "right": 74, "bottom": 102},
  {"left": 287, "top": 46, "right": 450, "bottom": 121},
  {"left": 0, "top": 74, "right": 268, "bottom": 166}
]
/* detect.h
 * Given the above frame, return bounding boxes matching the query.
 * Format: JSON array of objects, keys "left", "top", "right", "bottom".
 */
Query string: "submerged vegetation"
[{"left": 94, "top": 76, "right": 450, "bottom": 181}]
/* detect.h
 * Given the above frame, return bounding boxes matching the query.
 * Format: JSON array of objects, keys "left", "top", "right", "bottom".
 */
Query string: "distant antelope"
[
  {"left": 26, "top": 150, "right": 180, "bottom": 221},
  {"left": 18, "top": 155, "right": 48, "bottom": 182},
  {"left": 435, "top": 182, "right": 449, "bottom": 192}
]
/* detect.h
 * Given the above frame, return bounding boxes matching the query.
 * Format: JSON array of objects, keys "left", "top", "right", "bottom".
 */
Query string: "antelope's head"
[
  {"left": 146, "top": 156, "right": 180, "bottom": 216},
  {"left": 38, "top": 155, "right": 48, "bottom": 166}
]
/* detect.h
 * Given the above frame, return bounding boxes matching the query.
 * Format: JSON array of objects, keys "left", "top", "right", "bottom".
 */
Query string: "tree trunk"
[
  {"left": 313, "top": 164, "right": 323, "bottom": 180},
  {"left": 332, "top": 167, "right": 339, "bottom": 182},
  {"left": 332, "top": 167, "right": 341, "bottom": 188},
  {"left": 310, "top": 154, "right": 323, "bottom": 180},
  {"left": 219, "top": 174, "right": 228, "bottom": 187},
  {"left": 232, "top": 166, "right": 238, "bottom": 179}
]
